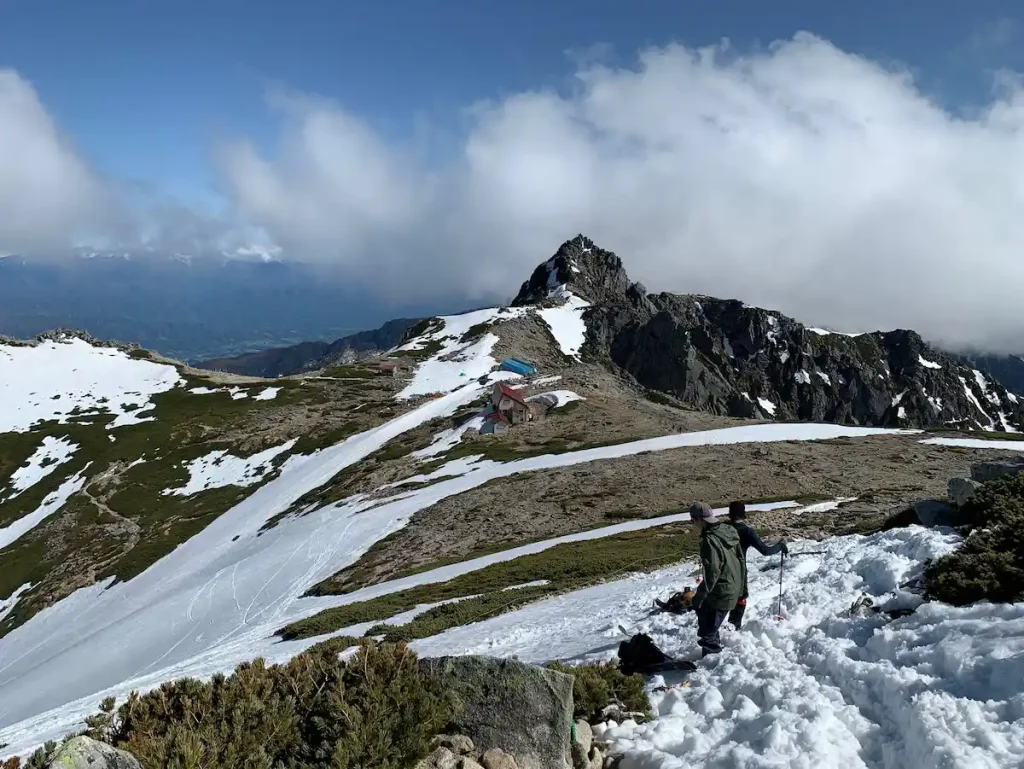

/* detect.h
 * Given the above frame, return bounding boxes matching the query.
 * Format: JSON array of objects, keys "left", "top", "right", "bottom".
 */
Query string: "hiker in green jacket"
[{"left": 689, "top": 502, "right": 745, "bottom": 657}]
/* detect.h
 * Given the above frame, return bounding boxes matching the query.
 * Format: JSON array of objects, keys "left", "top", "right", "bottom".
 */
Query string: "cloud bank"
[
  {"left": 0, "top": 70, "right": 114, "bottom": 252},
  {"left": 7, "top": 34, "right": 1024, "bottom": 351}
]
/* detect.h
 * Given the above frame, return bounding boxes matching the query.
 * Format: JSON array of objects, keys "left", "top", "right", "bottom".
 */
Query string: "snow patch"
[
  {"left": 918, "top": 355, "right": 942, "bottom": 370},
  {"left": 397, "top": 308, "right": 528, "bottom": 400},
  {"left": 816, "top": 371, "right": 832, "bottom": 385},
  {"left": 0, "top": 584, "right": 32, "bottom": 625},
  {"left": 0, "top": 338, "right": 183, "bottom": 432},
  {"left": 538, "top": 293, "right": 590, "bottom": 360},
  {"left": 794, "top": 370, "right": 811, "bottom": 385},
  {"left": 921, "top": 437, "right": 1024, "bottom": 452},
  {"left": 531, "top": 375, "right": 563, "bottom": 387},
  {"left": 253, "top": 387, "right": 281, "bottom": 401},
  {"left": 892, "top": 389, "right": 908, "bottom": 407},
  {"left": 1, "top": 436, "right": 77, "bottom": 501},
  {"left": 723, "top": 336, "right": 735, "bottom": 358},
  {"left": 0, "top": 469, "right": 88, "bottom": 552},
  {"left": 959, "top": 375, "right": 995, "bottom": 429},
  {"left": 162, "top": 440, "right": 298, "bottom": 496},
  {"left": 757, "top": 397, "right": 777, "bottom": 416}
]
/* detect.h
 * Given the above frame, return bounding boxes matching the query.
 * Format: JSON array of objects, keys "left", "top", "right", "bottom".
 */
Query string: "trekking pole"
[{"left": 775, "top": 552, "right": 785, "bottom": 619}]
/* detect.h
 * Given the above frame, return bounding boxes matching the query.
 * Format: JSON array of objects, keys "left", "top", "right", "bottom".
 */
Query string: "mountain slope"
[
  {"left": 951, "top": 352, "right": 1024, "bottom": 397},
  {"left": 514, "top": 235, "right": 1024, "bottom": 432},
  {"left": 196, "top": 318, "right": 420, "bottom": 377}
]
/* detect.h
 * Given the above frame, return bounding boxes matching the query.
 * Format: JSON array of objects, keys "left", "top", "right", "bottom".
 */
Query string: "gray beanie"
[{"left": 689, "top": 502, "right": 714, "bottom": 521}]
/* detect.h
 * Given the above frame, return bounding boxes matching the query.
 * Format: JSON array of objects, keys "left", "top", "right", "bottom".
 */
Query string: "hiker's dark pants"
[
  {"left": 695, "top": 604, "right": 728, "bottom": 656},
  {"left": 729, "top": 595, "right": 748, "bottom": 629}
]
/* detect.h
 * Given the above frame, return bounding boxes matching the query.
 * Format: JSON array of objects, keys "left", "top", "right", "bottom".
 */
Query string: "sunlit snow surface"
[
  {"left": 162, "top": 440, "right": 298, "bottom": 496},
  {"left": 0, "top": 436, "right": 77, "bottom": 501},
  {"left": 0, "top": 339, "right": 183, "bottom": 432},
  {"left": 538, "top": 292, "right": 590, "bottom": 359},
  {"left": 413, "top": 527, "right": 1024, "bottom": 769},
  {"left": 396, "top": 307, "right": 528, "bottom": 399},
  {"left": 0, "top": 420, "right": 911, "bottom": 755}
]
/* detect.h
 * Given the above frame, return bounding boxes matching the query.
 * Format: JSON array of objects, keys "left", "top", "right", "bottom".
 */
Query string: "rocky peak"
[{"left": 511, "top": 235, "right": 636, "bottom": 307}]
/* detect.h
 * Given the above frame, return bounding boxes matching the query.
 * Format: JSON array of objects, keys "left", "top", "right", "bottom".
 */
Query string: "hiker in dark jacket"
[
  {"left": 689, "top": 502, "right": 745, "bottom": 657},
  {"left": 727, "top": 501, "right": 789, "bottom": 629}
]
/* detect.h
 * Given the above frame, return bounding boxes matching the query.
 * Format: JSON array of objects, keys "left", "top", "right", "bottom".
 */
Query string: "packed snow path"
[{"left": 414, "top": 527, "right": 1024, "bottom": 769}]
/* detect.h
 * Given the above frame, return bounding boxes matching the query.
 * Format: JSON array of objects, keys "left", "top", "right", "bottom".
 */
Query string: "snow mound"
[
  {"left": 396, "top": 308, "right": 527, "bottom": 399},
  {"left": 253, "top": 387, "right": 281, "bottom": 401},
  {"left": 1, "top": 436, "right": 77, "bottom": 501},
  {"left": 0, "top": 339, "right": 183, "bottom": 432},
  {"left": 163, "top": 440, "right": 298, "bottom": 496},
  {"left": 538, "top": 293, "right": 590, "bottom": 360},
  {"left": 413, "top": 527, "right": 1024, "bottom": 769}
]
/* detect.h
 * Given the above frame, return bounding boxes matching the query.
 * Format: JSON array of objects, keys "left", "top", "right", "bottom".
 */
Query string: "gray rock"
[
  {"left": 574, "top": 719, "right": 594, "bottom": 755},
  {"left": 46, "top": 737, "right": 141, "bottom": 769},
  {"left": 588, "top": 746, "right": 605, "bottom": 769},
  {"left": 971, "top": 459, "right": 1024, "bottom": 484},
  {"left": 435, "top": 734, "right": 476, "bottom": 756},
  {"left": 949, "top": 477, "right": 982, "bottom": 507},
  {"left": 481, "top": 747, "right": 519, "bottom": 769},
  {"left": 460, "top": 757, "right": 486, "bottom": 769},
  {"left": 420, "top": 656, "right": 573, "bottom": 769},
  {"left": 415, "top": 747, "right": 460, "bottom": 769},
  {"left": 912, "top": 499, "right": 961, "bottom": 528},
  {"left": 571, "top": 742, "right": 590, "bottom": 769}
]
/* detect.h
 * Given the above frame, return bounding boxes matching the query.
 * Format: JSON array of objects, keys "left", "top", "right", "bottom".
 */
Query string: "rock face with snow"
[
  {"left": 419, "top": 656, "right": 574, "bottom": 769},
  {"left": 512, "top": 236, "right": 1024, "bottom": 431}
]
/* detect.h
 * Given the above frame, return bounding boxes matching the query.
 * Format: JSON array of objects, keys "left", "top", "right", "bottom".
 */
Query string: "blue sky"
[
  {"left": 3, "top": 0, "right": 1020, "bottom": 202},
  {"left": 2, "top": 1, "right": 1024, "bottom": 350}
]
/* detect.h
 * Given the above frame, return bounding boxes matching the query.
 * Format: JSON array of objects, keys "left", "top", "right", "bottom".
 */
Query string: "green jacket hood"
[{"left": 705, "top": 521, "right": 740, "bottom": 548}]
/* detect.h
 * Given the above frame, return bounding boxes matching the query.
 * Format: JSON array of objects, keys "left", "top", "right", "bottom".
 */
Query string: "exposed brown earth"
[{"left": 320, "top": 434, "right": 1018, "bottom": 593}]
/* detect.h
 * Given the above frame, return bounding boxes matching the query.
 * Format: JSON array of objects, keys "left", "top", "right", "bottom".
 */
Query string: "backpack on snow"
[{"left": 617, "top": 633, "right": 697, "bottom": 676}]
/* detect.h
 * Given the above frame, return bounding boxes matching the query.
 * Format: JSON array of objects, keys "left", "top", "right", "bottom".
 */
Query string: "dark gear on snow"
[
  {"left": 655, "top": 587, "right": 697, "bottom": 614},
  {"left": 617, "top": 632, "right": 697, "bottom": 675}
]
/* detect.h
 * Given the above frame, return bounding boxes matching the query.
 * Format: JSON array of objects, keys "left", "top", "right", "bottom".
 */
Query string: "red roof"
[
  {"left": 496, "top": 382, "right": 529, "bottom": 407},
  {"left": 485, "top": 411, "right": 511, "bottom": 424}
]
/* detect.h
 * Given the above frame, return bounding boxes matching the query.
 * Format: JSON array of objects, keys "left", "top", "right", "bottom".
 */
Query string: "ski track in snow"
[
  {"left": 413, "top": 527, "right": 1024, "bottom": 769},
  {"left": 0, "top": 339, "right": 183, "bottom": 432},
  {"left": 0, "top": 419, "right": 914, "bottom": 754}
]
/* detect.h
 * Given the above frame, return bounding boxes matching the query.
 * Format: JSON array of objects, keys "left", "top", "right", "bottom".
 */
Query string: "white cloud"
[
  {"left": 217, "top": 33, "right": 1024, "bottom": 352},
  {"left": 0, "top": 70, "right": 114, "bottom": 252}
]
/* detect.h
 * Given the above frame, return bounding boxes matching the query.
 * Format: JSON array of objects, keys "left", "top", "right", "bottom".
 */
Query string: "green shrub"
[
  {"left": 926, "top": 474, "right": 1024, "bottom": 605},
  {"left": 548, "top": 661, "right": 652, "bottom": 724},
  {"left": 82, "top": 641, "right": 448, "bottom": 769}
]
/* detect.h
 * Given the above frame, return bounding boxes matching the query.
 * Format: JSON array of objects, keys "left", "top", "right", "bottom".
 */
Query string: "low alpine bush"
[
  {"left": 81, "top": 641, "right": 449, "bottom": 769},
  {"left": 926, "top": 473, "right": 1024, "bottom": 605},
  {"left": 548, "top": 660, "right": 652, "bottom": 724}
]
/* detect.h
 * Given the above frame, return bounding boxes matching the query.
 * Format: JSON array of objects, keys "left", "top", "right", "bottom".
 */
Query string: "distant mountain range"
[{"left": 0, "top": 254, "right": 450, "bottom": 363}]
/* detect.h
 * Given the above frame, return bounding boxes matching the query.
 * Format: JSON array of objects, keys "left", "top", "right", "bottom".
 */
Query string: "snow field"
[
  {"left": 538, "top": 292, "right": 590, "bottom": 360},
  {"left": 0, "top": 339, "right": 183, "bottom": 432},
  {"left": 0, "top": 436, "right": 77, "bottom": 501},
  {"left": 0, "top": 420, "right": 911, "bottom": 753},
  {"left": 395, "top": 307, "right": 528, "bottom": 399},
  {"left": 414, "top": 527, "right": 1024, "bottom": 769},
  {"left": 162, "top": 439, "right": 298, "bottom": 496},
  {"left": 921, "top": 437, "right": 1024, "bottom": 452}
]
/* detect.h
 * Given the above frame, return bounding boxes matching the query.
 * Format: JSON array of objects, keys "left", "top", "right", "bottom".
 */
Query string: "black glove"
[{"left": 780, "top": 541, "right": 790, "bottom": 556}]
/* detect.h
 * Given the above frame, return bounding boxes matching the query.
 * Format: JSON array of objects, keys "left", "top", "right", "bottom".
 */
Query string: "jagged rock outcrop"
[
  {"left": 45, "top": 737, "right": 142, "bottom": 769},
  {"left": 514, "top": 235, "right": 1024, "bottom": 431}
]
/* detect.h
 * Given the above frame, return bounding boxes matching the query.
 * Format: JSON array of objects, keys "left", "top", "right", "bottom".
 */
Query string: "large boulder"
[
  {"left": 948, "top": 477, "right": 982, "bottom": 507},
  {"left": 971, "top": 459, "right": 1024, "bottom": 484},
  {"left": 912, "top": 499, "right": 961, "bottom": 528},
  {"left": 46, "top": 737, "right": 141, "bottom": 769},
  {"left": 419, "top": 656, "right": 574, "bottom": 769}
]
